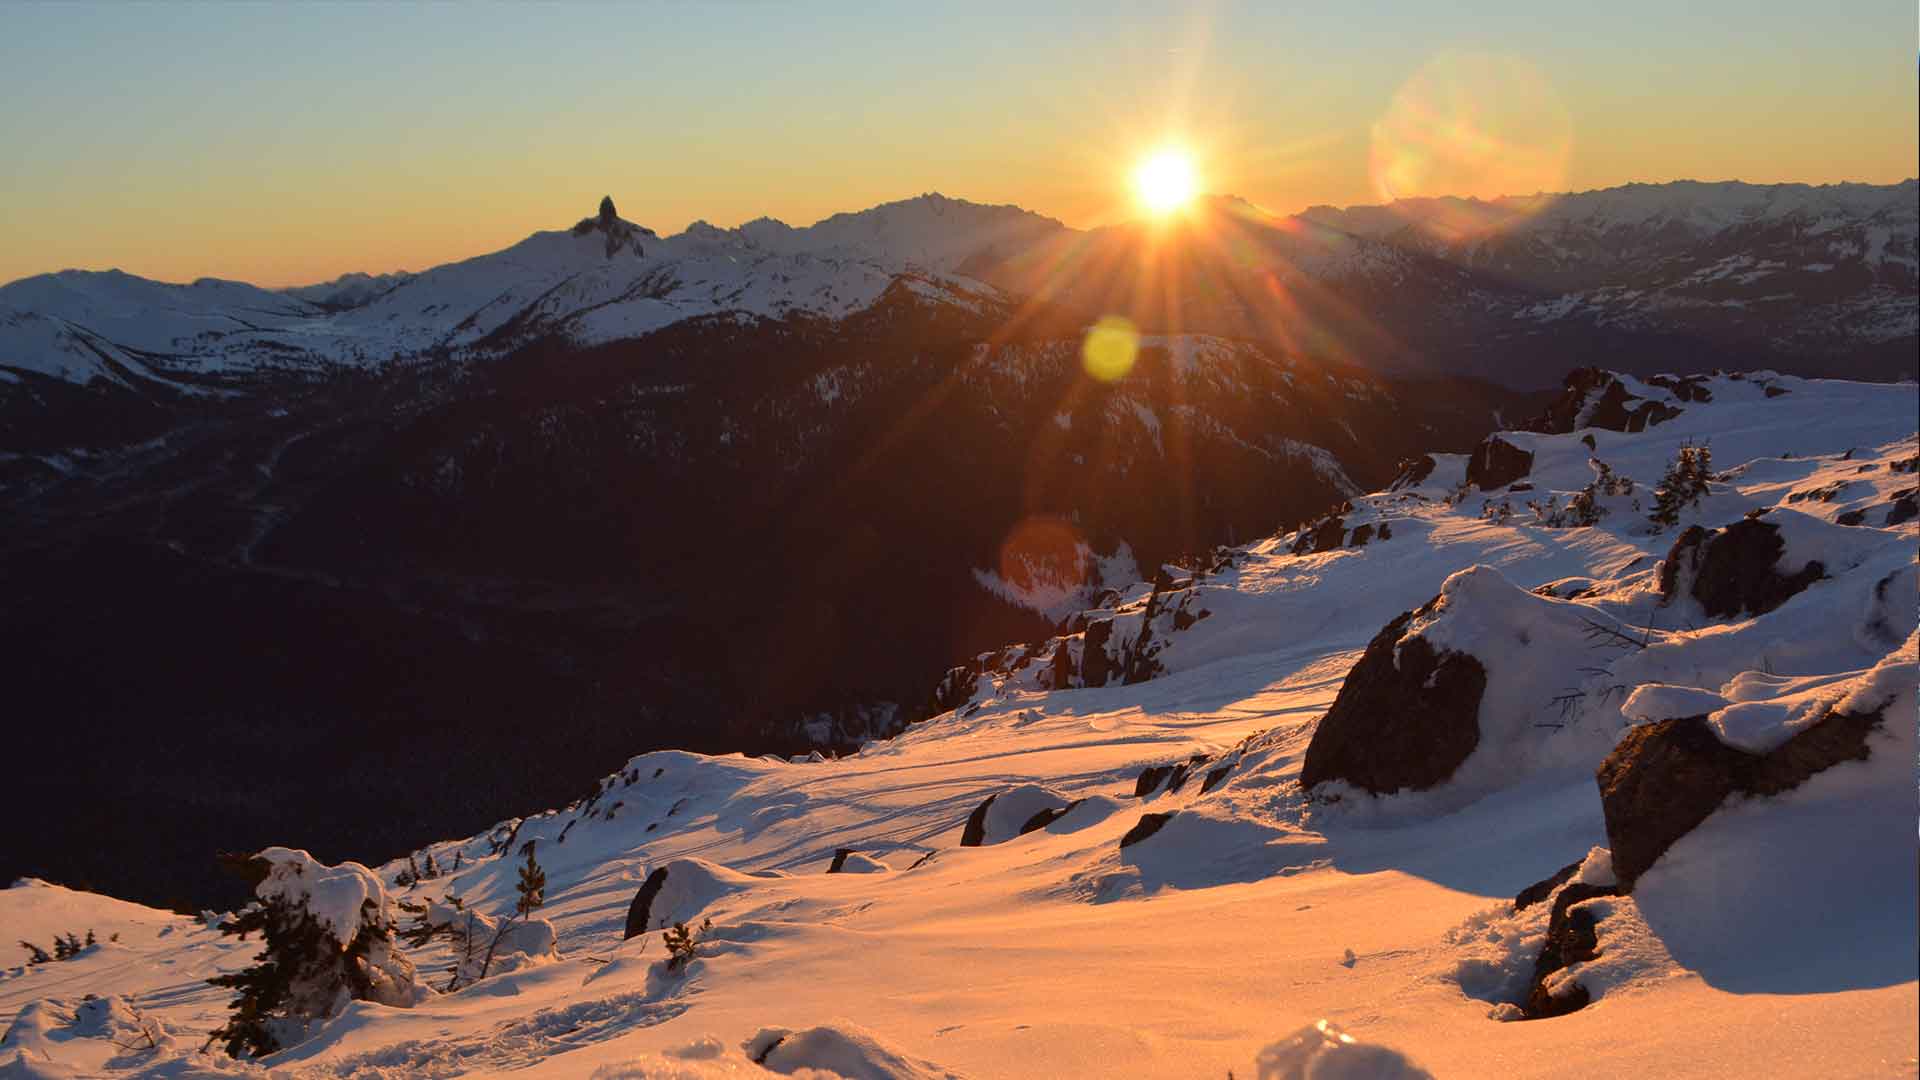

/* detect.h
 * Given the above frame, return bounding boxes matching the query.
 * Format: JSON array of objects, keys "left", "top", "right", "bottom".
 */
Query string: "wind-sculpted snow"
[{"left": 2, "top": 370, "right": 1915, "bottom": 1076}]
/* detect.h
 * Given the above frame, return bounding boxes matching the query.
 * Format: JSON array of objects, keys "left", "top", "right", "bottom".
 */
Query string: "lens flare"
[
  {"left": 1133, "top": 149, "right": 1198, "bottom": 214},
  {"left": 995, "top": 515, "right": 1090, "bottom": 609},
  {"left": 1081, "top": 315, "right": 1140, "bottom": 382},
  {"left": 1370, "top": 51, "right": 1572, "bottom": 209}
]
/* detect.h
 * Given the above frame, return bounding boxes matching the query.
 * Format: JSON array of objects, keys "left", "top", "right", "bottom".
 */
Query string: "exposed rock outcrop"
[
  {"left": 1465, "top": 437, "right": 1534, "bottom": 491},
  {"left": 1118, "top": 811, "right": 1175, "bottom": 848},
  {"left": 1525, "top": 368, "right": 1685, "bottom": 434},
  {"left": 1657, "top": 518, "right": 1825, "bottom": 617},
  {"left": 1595, "top": 702, "right": 1886, "bottom": 890}
]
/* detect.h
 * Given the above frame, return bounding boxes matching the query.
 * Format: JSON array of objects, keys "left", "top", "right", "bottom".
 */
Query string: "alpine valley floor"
[{"left": 3, "top": 370, "right": 1915, "bottom": 1078}]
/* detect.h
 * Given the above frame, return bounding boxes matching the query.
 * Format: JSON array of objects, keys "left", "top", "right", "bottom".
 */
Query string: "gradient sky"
[{"left": 3, "top": 1, "right": 1915, "bottom": 287}]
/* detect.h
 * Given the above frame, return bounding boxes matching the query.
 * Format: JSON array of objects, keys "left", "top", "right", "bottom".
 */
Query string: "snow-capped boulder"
[
  {"left": 1596, "top": 695, "right": 1889, "bottom": 889},
  {"left": 1657, "top": 517, "right": 1826, "bottom": 617},
  {"left": 1302, "top": 566, "right": 1633, "bottom": 804},
  {"left": 1253, "top": 1020, "right": 1433, "bottom": 1079},
  {"left": 826, "top": 849, "right": 889, "bottom": 874},
  {"left": 619, "top": 858, "right": 755, "bottom": 938},
  {"left": 959, "top": 784, "right": 1075, "bottom": 846}
]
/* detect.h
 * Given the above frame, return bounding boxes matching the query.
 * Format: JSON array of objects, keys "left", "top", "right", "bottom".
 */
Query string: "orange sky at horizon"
[{"left": 3, "top": 3, "right": 1915, "bottom": 288}]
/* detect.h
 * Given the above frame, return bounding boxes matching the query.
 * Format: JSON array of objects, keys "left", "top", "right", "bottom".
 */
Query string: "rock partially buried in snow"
[
  {"left": 1465, "top": 435, "right": 1534, "bottom": 491},
  {"left": 1658, "top": 517, "right": 1825, "bottom": 618},
  {"left": 620, "top": 859, "right": 755, "bottom": 938},
  {"left": 1118, "top": 811, "right": 1175, "bottom": 848},
  {"left": 959, "top": 784, "right": 1074, "bottom": 846},
  {"left": 1254, "top": 1020, "right": 1434, "bottom": 1079},
  {"left": 1596, "top": 700, "right": 1888, "bottom": 890},
  {"left": 826, "top": 849, "right": 889, "bottom": 874},
  {"left": 1302, "top": 565, "right": 1638, "bottom": 806},
  {"left": 742, "top": 1022, "right": 964, "bottom": 1079}
]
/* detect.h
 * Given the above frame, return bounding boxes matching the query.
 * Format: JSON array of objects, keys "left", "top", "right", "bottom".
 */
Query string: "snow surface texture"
[{"left": 1, "top": 372, "right": 1915, "bottom": 1077}]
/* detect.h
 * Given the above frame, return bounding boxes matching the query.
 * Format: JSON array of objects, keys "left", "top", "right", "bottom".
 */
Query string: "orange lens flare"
[
  {"left": 1370, "top": 51, "right": 1572, "bottom": 214},
  {"left": 997, "top": 516, "right": 1090, "bottom": 599}
]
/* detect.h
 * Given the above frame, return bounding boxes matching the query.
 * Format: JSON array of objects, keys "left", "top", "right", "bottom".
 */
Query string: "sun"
[{"left": 1132, "top": 148, "right": 1199, "bottom": 215}]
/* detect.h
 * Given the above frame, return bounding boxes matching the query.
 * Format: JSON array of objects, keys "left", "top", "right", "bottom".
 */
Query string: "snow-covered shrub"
[
  {"left": 16, "top": 929, "right": 107, "bottom": 965},
  {"left": 663, "top": 917, "right": 712, "bottom": 974},
  {"left": 1649, "top": 442, "right": 1713, "bottom": 528},
  {"left": 399, "top": 895, "right": 558, "bottom": 990},
  {"left": 206, "top": 847, "right": 429, "bottom": 1058}
]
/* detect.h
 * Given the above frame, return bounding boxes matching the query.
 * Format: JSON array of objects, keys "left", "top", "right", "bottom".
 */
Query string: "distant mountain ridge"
[{"left": 1, "top": 180, "right": 1913, "bottom": 400}]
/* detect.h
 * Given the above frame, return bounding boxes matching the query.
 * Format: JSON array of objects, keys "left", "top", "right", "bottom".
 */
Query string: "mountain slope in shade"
[{"left": 2, "top": 370, "right": 1911, "bottom": 1078}]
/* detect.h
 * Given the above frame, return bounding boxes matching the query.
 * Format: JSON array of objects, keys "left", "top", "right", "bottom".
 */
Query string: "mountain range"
[{"left": 2, "top": 180, "right": 1914, "bottom": 404}]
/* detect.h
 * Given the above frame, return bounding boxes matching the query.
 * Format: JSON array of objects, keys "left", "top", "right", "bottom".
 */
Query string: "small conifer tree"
[
  {"left": 514, "top": 844, "right": 546, "bottom": 919},
  {"left": 1650, "top": 442, "right": 1713, "bottom": 528}
]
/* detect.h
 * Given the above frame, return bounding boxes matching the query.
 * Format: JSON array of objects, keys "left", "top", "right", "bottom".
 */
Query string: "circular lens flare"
[
  {"left": 1370, "top": 52, "right": 1572, "bottom": 210},
  {"left": 1081, "top": 315, "right": 1139, "bottom": 382},
  {"left": 1133, "top": 148, "right": 1198, "bottom": 214}
]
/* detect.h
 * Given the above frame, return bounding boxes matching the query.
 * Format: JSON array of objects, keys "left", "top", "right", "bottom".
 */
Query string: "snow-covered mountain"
[
  {"left": 1301, "top": 180, "right": 1919, "bottom": 365},
  {"left": 2, "top": 181, "right": 1913, "bottom": 399},
  {"left": 5, "top": 369, "right": 1912, "bottom": 1077},
  {"left": 0, "top": 194, "right": 1062, "bottom": 391}
]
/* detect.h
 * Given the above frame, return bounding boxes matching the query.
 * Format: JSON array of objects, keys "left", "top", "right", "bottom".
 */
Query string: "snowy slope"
[{"left": 2, "top": 372, "right": 1915, "bottom": 1078}]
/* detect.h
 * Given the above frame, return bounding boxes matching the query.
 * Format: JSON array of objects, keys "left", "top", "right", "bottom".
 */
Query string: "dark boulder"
[
  {"left": 1520, "top": 881, "right": 1622, "bottom": 1019},
  {"left": 1596, "top": 702, "right": 1886, "bottom": 890},
  {"left": 1300, "top": 605, "right": 1488, "bottom": 795},
  {"left": 1658, "top": 518, "right": 1825, "bottom": 617},
  {"left": 1347, "top": 523, "right": 1375, "bottom": 547},
  {"left": 826, "top": 848, "right": 853, "bottom": 873},
  {"left": 623, "top": 866, "right": 670, "bottom": 939},
  {"left": 1290, "top": 514, "right": 1347, "bottom": 555},
  {"left": 1886, "top": 492, "right": 1917, "bottom": 526},
  {"left": 1118, "top": 811, "right": 1175, "bottom": 848},
  {"left": 1466, "top": 437, "right": 1534, "bottom": 491},
  {"left": 1389, "top": 455, "right": 1437, "bottom": 490},
  {"left": 1133, "top": 764, "right": 1174, "bottom": 798},
  {"left": 1836, "top": 508, "right": 1867, "bottom": 526}
]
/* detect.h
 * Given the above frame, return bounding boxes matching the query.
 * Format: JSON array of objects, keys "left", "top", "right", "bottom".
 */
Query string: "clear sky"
[{"left": 2, "top": 1, "right": 1915, "bottom": 287}]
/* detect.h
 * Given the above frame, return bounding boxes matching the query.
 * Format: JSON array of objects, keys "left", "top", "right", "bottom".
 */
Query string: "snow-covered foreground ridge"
[{"left": 4, "top": 371, "right": 1916, "bottom": 1077}]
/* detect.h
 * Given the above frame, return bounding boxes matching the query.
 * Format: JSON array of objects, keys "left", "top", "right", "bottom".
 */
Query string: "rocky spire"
[{"left": 598, "top": 196, "right": 617, "bottom": 228}]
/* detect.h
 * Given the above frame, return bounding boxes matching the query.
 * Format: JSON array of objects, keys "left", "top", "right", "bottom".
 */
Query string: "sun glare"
[{"left": 1132, "top": 148, "right": 1198, "bottom": 215}]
